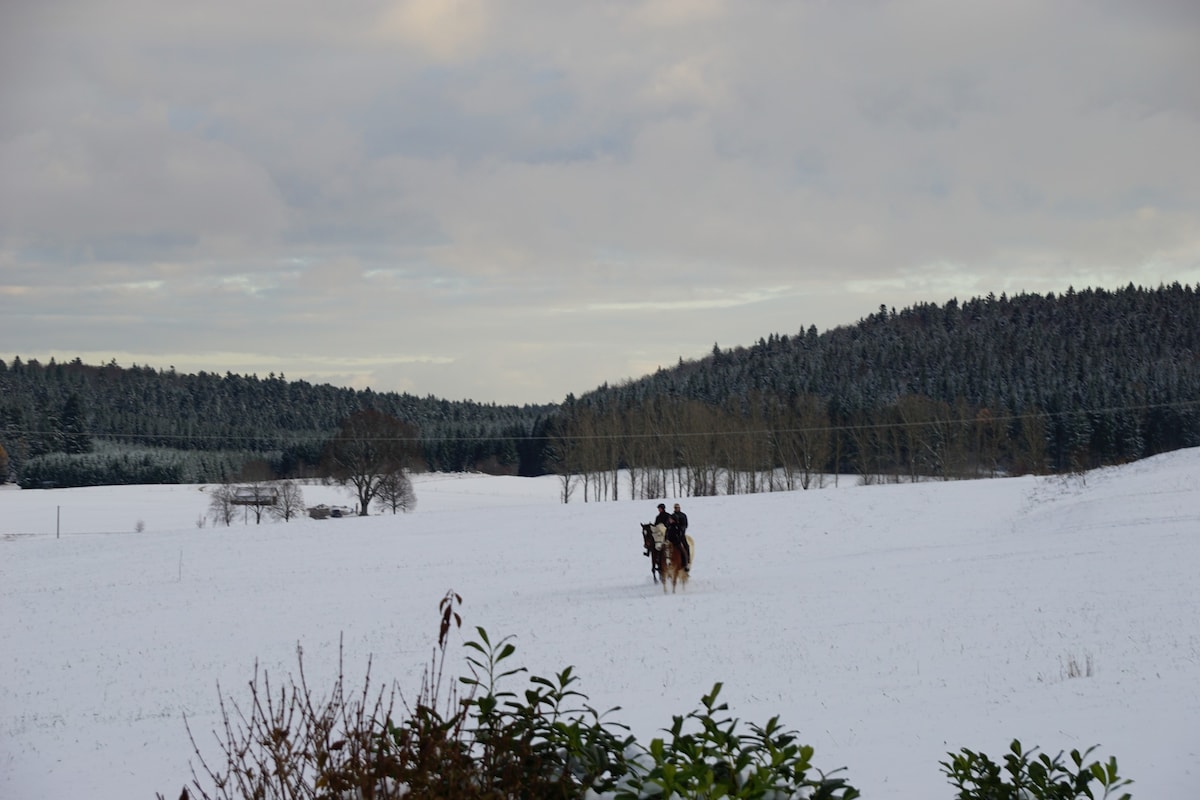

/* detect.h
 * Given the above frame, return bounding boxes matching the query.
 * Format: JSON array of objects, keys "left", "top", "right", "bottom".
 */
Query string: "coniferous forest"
[{"left": 2, "top": 283, "right": 1198, "bottom": 493}]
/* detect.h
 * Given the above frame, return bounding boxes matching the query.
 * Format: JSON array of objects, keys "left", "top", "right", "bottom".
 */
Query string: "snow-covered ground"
[{"left": 2, "top": 453, "right": 1198, "bottom": 799}]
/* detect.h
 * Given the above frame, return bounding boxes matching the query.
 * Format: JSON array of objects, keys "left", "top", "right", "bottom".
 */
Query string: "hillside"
[
  {"left": 3, "top": 284, "right": 1199, "bottom": 487},
  {"left": 0, "top": 360, "right": 555, "bottom": 480},
  {"left": 2, "top": 450, "right": 1198, "bottom": 798},
  {"left": 556, "top": 284, "right": 1200, "bottom": 484}
]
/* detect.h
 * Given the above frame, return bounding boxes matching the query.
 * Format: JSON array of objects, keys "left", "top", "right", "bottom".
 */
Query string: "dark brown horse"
[{"left": 641, "top": 523, "right": 663, "bottom": 583}]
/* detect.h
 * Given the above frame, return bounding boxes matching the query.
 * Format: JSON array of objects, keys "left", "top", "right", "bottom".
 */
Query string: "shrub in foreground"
[
  {"left": 161, "top": 592, "right": 1130, "bottom": 799},
  {"left": 942, "top": 739, "right": 1133, "bottom": 800}
]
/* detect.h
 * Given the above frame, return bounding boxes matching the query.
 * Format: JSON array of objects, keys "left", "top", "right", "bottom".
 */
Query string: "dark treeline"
[
  {"left": 3, "top": 283, "right": 1199, "bottom": 492},
  {"left": 547, "top": 283, "right": 1200, "bottom": 499},
  {"left": 0, "top": 361, "right": 555, "bottom": 486}
]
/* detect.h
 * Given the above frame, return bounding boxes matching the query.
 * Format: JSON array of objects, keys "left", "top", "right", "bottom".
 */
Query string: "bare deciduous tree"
[
  {"left": 322, "top": 410, "right": 421, "bottom": 516},
  {"left": 546, "top": 404, "right": 578, "bottom": 504},
  {"left": 374, "top": 471, "right": 417, "bottom": 514},
  {"left": 208, "top": 482, "right": 236, "bottom": 527},
  {"left": 239, "top": 459, "right": 277, "bottom": 524},
  {"left": 270, "top": 480, "right": 306, "bottom": 522}
]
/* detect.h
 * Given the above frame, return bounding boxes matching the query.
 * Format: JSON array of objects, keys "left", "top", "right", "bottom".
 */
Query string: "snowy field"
[{"left": 3, "top": 452, "right": 1199, "bottom": 798}]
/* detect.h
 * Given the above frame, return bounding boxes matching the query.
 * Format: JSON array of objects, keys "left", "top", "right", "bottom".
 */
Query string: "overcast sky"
[{"left": 2, "top": 1, "right": 1198, "bottom": 405}]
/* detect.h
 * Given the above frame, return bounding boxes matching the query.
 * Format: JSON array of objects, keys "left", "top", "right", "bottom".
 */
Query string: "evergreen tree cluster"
[
  {"left": 564, "top": 283, "right": 1200, "bottom": 482},
  {"left": 15, "top": 442, "right": 264, "bottom": 489},
  {"left": 0, "top": 359, "right": 554, "bottom": 486},
  {"left": 3, "top": 284, "right": 1198, "bottom": 489}
]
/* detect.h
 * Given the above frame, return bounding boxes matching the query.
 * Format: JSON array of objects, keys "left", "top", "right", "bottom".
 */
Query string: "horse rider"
[
  {"left": 648, "top": 503, "right": 672, "bottom": 556},
  {"left": 654, "top": 503, "right": 673, "bottom": 530},
  {"left": 670, "top": 502, "right": 691, "bottom": 572}
]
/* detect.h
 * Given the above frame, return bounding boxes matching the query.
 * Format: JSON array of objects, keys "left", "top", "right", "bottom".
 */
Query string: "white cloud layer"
[{"left": 2, "top": 0, "right": 1198, "bottom": 403}]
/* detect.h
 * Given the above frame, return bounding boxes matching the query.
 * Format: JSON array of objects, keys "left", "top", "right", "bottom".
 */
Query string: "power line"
[{"left": 3, "top": 398, "right": 1198, "bottom": 445}]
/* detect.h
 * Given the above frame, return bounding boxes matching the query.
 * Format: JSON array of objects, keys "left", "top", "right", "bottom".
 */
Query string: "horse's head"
[{"left": 642, "top": 522, "right": 666, "bottom": 551}]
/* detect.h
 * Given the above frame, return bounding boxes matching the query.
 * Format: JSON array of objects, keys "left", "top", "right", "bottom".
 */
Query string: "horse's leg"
[
  {"left": 681, "top": 536, "right": 693, "bottom": 587},
  {"left": 672, "top": 540, "right": 681, "bottom": 589},
  {"left": 668, "top": 544, "right": 679, "bottom": 593}
]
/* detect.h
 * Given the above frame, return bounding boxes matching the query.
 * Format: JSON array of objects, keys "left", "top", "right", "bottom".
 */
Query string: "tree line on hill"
[
  {"left": 547, "top": 283, "right": 1200, "bottom": 498},
  {"left": 0, "top": 359, "right": 555, "bottom": 487},
  {"left": 2, "top": 283, "right": 1198, "bottom": 494}
]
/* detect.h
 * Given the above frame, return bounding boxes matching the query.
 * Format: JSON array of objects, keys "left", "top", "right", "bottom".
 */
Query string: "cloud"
[
  {"left": 1, "top": 1, "right": 1197, "bottom": 403},
  {"left": 583, "top": 285, "right": 797, "bottom": 314},
  {"left": 374, "top": 0, "right": 490, "bottom": 61},
  {"left": 628, "top": 0, "right": 727, "bottom": 29},
  {"left": 0, "top": 107, "right": 287, "bottom": 252}
]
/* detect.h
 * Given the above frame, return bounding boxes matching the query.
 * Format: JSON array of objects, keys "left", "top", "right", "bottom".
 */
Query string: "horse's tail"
[{"left": 686, "top": 535, "right": 695, "bottom": 566}]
